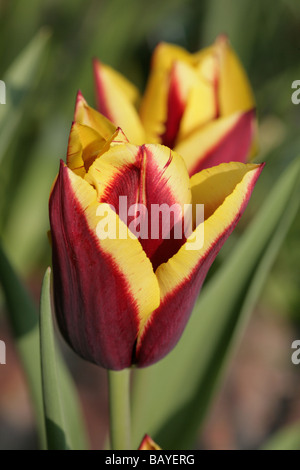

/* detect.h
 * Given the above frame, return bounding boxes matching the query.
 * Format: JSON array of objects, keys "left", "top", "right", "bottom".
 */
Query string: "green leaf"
[
  {"left": 261, "top": 422, "right": 300, "bottom": 450},
  {"left": 39, "top": 268, "right": 67, "bottom": 450},
  {"left": 131, "top": 157, "right": 300, "bottom": 449},
  {"left": 0, "top": 245, "right": 88, "bottom": 449},
  {"left": 0, "top": 241, "right": 46, "bottom": 448},
  {"left": 56, "top": 355, "right": 89, "bottom": 451},
  {"left": 0, "top": 28, "right": 50, "bottom": 164},
  {"left": 39, "top": 268, "right": 88, "bottom": 450}
]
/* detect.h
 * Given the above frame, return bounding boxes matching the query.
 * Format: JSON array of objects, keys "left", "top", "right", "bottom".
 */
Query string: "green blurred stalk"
[
  {"left": 39, "top": 268, "right": 68, "bottom": 450},
  {"left": 108, "top": 369, "right": 131, "bottom": 450}
]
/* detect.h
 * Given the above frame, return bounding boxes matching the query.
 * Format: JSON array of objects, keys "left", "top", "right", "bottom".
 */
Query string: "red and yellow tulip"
[
  {"left": 49, "top": 98, "right": 263, "bottom": 370},
  {"left": 93, "top": 35, "right": 257, "bottom": 176},
  {"left": 138, "top": 434, "right": 161, "bottom": 450}
]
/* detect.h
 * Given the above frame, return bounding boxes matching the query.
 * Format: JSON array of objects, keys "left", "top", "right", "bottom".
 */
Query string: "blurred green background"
[{"left": 0, "top": 0, "right": 299, "bottom": 450}]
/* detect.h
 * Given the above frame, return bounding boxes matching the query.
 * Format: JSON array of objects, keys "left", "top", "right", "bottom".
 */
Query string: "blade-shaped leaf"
[
  {"left": 0, "top": 241, "right": 46, "bottom": 448},
  {"left": 131, "top": 156, "right": 300, "bottom": 449},
  {"left": 0, "top": 28, "right": 50, "bottom": 163},
  {"left": 56, "top": 355, "right": 89, "bottom": 451},
  {"left": 39, "top": 267, "right": 67, "bottom": 450},
  {"left": 39, "top": 267, "right": 89, "bottom": 450},
  {"left": 0, "top": 246, "right": 88, "bottom": 449}
]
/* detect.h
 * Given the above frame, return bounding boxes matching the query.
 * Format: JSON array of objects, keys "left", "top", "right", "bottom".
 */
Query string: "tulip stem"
[{"left": 108, "top": 368, "right": 131, "bottom": 450}]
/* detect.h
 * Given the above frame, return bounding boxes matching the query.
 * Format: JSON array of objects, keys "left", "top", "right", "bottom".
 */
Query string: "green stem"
[{"left": 108, "top": 368, "right": 131, "bottom": 450}]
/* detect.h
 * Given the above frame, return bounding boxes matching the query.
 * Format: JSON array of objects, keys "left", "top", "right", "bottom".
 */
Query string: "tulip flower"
[
  {"left": 49, "top": 98, "right": 263, "bottom": 371},
  {"left": 93, "top": 35, "right": 257, "bottom": 176},
  {"left": 138, "top": 434, "right": 161, "bottom": 450}
]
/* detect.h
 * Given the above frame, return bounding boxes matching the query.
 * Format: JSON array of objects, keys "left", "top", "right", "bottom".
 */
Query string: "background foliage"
[{"left": 0, "top": 0, "right": 299, "bottom": 450}]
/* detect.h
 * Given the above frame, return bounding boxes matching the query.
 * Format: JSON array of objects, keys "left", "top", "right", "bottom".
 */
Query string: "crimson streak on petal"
[
  {"left": 135, "top": 163, "right": 264, "bottom": 367},
  {"left": 190, "top": 109, "right": 256, "bottom": 175},
  {"left": 49, "top": 161, "right": 139, "bottom": 370}
]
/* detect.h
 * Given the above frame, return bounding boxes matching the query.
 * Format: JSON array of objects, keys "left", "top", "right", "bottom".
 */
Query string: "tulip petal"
[
  {"left": 85, "top": 143, "right": 191, "bottom": 268},
  {"left": 151, "top": 42, "right": 193, "bottom": 70},
  {"left": 192, "top": 36, "right": 255, "bottom": 117},
  {"left": 67, "top": 123, "right": 106, "bottom": 177},
  {"left": 161, "top": 60, "right": 216, "bottom": 148},
  {"left": 67, "top": 121, "right": 129, "bottom": 177},
  {"left": 93, "top": 60, "right": 145, "bottom": 145},
  {"left": 138, "top": 434, "right": 161, "bottom": 450},
  {"left": 135, "top": 162, "right": 263, "bottom": 366},
  {"left": 49, "top": 162, "right": 160, "bottom": 370},
  {"left": 174, "top": 109, "right": 256, "bottom": 176},
  {"left": 216, "top": 35, "right": 255, "bottom": 115},
  {"left": 139, "top": 42, "right": 192, "bottom": 144},
  {"left": 139, "top": 42, "right": 205, "bottom": 143},
  {"left": 94, "top": 59, "right": 140, "bottom": 106},
  {"left": 69, "top": 93, "right": 128, "bottom": 178},
  {"left": 74, "top": 91, "right": 116, "bottom": 139}
]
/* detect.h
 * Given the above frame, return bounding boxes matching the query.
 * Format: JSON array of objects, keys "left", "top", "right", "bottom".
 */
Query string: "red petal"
[
  {"left": 135, "top": 163, "right": 264, "bottom": 366},
  {"left": 138, "top": 434, "right": 161, "bottom": 450},
  {"left": 49, "top": 162, "right": 140, "bottom": 370},
  {"left": 160, "top": 63, "right": 186, "bottom": 148},
  {"left": 86, "top": 144, "right": 191, "bottom": 269},
  {"left": 190, "top": 109, "right": 256, "bottom": 175}
]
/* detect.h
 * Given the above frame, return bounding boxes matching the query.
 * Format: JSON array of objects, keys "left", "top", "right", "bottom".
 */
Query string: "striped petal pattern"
[
  {"left": 49, "top": 95, "right": 263, "bottom": 369},
  {"left": 93, "top": 36, "right": 257, "bottom": 175},
  {"left": 93, "top": 59, "right": 145, "bottom": 145},
  {"left": 49, "top": 161, "right": 160, "bottom": 370},
  {"left": 135, "top": 162, "right": 264, "bottom": 367},
  {"left": 174, "top": 109, "right": 256, "bottom": 175},
  {"left": 85, "top": 143, "right": 191, "bottom": 268},
  {"left": 138, "top": 434, "right": 162, "bottom": 450}
]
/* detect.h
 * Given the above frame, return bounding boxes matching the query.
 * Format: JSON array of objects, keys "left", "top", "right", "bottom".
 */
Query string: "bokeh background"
[{"left": 0, "top": 0, "right": 299, "bottom": 450}]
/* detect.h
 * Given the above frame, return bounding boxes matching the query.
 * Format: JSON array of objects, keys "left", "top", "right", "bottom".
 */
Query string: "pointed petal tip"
[
  {"left": 92, "top": 56, "right": 101, "bottom": 67},
  {"left": 215, "top": 33, "right": 229, "bottom": 45},
  {"left": 252, "top": 161, "right": 265, "bottom": 177},
  {"left": 113, "top": 127, "right": 129, "bottom": 143},
  {"left": 52, "top": 160, "right": 69, "bottom": 190},
  {"left": 59, "top": 158, "right": 66, "bottom": 170},
  {"left": 75, "top": 89, "right": 86, "bottom": 106},
  {"left": 74, "top": 91, "right": 88, "bottom": 122},
  {"left": 138, "top": 434, "right": 161, "bottom": 450},
  {"left": 49, "top": 160, "right": 67, "bottom": 208}
]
